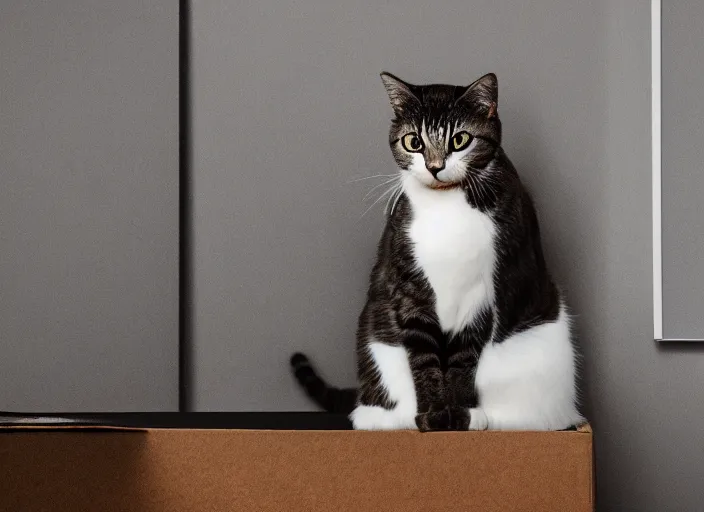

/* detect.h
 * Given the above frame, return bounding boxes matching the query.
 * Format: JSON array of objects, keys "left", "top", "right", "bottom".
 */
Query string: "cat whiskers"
[
  {"left": 477, "top": 177, "right": 491, "bottom": 205},
  {"left": 478, "top": 175, "right": 501, "bottom": 202},
  {"left": 465, "top": 174, "right": 481, "bottom": 205},
  {"left": 388, "top": 185, "right": 404, "bottom": 216},
  {"left": 347, "top": 173, "right": 397, "bottom": 184},
  {"left": 464, "top": 167, "right": 498, "bottom": 206},
  {"left": 362, "top": 176, "right": 401, "bottom": 201},
  {"left": 361, "top": 180, "right": 402, "bottom": 219}
]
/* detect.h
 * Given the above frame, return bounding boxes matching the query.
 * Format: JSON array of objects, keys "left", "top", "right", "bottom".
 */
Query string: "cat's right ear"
[
  {"left": 380, "top": 72, "right": 419, "bottom": 115},
  {"left": 456, "top": 73, "right": 498, "bottom": 118}
]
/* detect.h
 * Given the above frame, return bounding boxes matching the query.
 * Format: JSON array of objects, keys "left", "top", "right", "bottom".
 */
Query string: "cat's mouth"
[
  {"left": 406, "top": 169, "right": 462, "bottom": 191},
  {"left": 429, "top": 179, "right": 460, "bottom": 191}
]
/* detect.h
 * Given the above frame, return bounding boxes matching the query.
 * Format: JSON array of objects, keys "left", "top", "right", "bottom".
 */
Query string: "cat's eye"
[
  {"left": 401, "top": 133, "right": 423, "bottom": 152},
  {"left": 451, "top": 131, "right": 473, "bottom": 151}
]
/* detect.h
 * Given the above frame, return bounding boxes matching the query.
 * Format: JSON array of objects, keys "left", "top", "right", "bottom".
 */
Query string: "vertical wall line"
[{"left": 179, "top": 0, "right": 193, "bottom": 411}]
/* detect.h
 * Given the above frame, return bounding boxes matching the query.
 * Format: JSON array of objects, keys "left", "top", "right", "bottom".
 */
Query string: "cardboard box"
[{"left": 0, "top": 413, "right": 593, "bottom": 512}]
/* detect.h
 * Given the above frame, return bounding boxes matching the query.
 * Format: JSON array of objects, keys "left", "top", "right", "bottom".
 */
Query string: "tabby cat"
[{"left": 291, "top": 72, "right": 583, "bottom": 431}]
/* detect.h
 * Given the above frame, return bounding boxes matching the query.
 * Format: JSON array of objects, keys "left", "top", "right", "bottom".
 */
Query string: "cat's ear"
[
  {"left": 380, "top": 72, "right": 420, "bottom": 115},
  {"left": 457, "top": 73, "right": 498, "bottom": 118}
]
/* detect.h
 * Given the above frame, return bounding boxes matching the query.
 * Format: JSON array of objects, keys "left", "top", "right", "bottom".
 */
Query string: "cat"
[{"left": 291, "top": 72, "right": 584, "bottom": 431}]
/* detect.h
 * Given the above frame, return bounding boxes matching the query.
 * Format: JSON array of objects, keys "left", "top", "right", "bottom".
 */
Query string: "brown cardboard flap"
[
  {"left": 577, "top": 422, "right": 593, "bottom": 433},
  {"left": 0, "top": 427, "right": 594, "bottom": 512}
]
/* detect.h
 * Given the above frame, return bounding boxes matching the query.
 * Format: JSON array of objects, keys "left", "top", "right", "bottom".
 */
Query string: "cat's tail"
[{"left": 290, "top": 353, "right": 357, "bottom": 414}]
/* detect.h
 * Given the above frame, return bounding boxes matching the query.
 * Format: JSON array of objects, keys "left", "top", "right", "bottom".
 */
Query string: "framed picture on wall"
[{"left": 652, "top": 0, "right": 704, "bottom": 342}]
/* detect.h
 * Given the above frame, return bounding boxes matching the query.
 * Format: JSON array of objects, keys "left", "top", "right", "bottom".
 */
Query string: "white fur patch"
[
  {"left": 473, "top": 306, "right": 584, "bottom": 430},
  {"left": 406, "top": 153, "right": 435, "bottom": 187},
  {"left": 403, "top": 174, "right": 496, "bottom": 333},
  {"left": 350, "top": 342, "right": 418, "bottom": 430},
  {"left": 468, "top": 407, "right": 488, "bottom": 430},
  {"left": 350, "top": 405, "right": 416, "bottom": 430}
]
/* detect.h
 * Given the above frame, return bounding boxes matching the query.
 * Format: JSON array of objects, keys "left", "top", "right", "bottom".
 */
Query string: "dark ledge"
[{"left": 0, "top": 411, "right": 353, "bottom": 430}]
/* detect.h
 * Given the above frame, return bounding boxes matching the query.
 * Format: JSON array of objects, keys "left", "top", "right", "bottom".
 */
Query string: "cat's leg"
[
  {"left": 441, "top": 313, "right": 492, "bottom": 430},
  {"left": 351, "top": 324, "right": 449, "bottom": 431},
  {"left": 438, "top": 347, "right": 488, "bottom": 431},
  {"left": 473, "top": 310, "right": 584, "bottom": 431},
  {"left": 399, "top": 320, "right": 453, "bottom": 432},
  {"left": 350, "top": 309, "right": 449, "bottom": 431},
  {"left": 442, "top": 349, "right": 477, "bottom": 431},
  {"left": 350, "top": 340, "right": 418, "bottom": 430}
]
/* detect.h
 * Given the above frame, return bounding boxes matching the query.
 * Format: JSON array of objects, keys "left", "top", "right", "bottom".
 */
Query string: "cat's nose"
[{"left": 426, "top": 161, "right": 445, "bottom": 178}]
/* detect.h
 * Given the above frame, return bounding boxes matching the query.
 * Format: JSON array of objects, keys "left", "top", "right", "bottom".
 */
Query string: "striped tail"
[{"left": 290, "top": 353, "right": 357, "bottom": 414}]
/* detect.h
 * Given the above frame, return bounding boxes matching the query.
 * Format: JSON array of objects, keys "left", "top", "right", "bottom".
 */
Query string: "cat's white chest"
[{"left": 404, "top": 179, "right": 496, "bottom": 333}]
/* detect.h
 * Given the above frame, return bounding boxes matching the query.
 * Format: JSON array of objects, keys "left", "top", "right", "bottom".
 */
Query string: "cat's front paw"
[
  {"left": 415, "top": 406, "right": 469, "bottom": 432},
  {"left": 415, "top": 409, "right": 449, "bottom": 432}
]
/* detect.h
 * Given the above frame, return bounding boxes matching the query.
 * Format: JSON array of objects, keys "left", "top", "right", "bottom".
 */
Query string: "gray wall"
[
  {"left": 595, "top": 2, "right": 704, "bottom": 510},
  {"left": 662, "top": 0, "right": 704, "bottom": 338},
  {"left": 191, "top": 0, "right": 704, "bottom": 510},
  {"left": 0, "top": 1, "right": 179, "bottom": 411}
]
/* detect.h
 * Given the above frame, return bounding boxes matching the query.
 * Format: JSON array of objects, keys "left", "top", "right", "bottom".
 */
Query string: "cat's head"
[{"left": 380, "top": 72, "right": 501, "bottom": 189}]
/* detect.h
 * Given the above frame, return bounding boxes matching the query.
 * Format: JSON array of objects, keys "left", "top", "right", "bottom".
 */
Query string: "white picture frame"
[
  {"left": 652, "top": 0, "right": 663, "bottom": 341},
  {"left": 652, "top": 0, "right": 704, "bottom": 342}
]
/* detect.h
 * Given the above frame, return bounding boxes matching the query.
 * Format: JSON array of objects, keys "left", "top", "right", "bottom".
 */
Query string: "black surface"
[
  {"left": 0, "top": 412, "right": 584, "bottom": 432},
  {"left": 0, "top": 412, "right": 353, "bottom": 430}
]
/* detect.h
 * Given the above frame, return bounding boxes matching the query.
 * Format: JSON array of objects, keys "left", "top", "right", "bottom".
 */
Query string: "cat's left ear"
[
  {"left": 380, "top": 72, "right": 420, "bottom": 115},
  {"left": 457, "top": 73, "right": 498, "bottom": 118}
]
